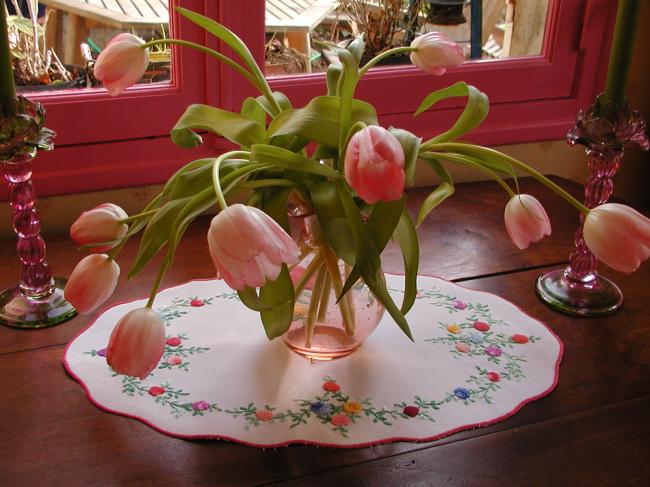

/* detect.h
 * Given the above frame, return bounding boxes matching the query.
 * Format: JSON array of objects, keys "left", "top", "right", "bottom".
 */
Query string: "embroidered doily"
[{"left": 64, "top": 274, "right": 562, "bottom": 447}]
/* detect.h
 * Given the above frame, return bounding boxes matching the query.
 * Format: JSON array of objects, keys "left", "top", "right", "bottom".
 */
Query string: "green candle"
[
  {"left": 0, "top": 3, "right": 16, "bottom": 114},
  {"left": 603, "top": 0, "right": 640, "bottom": 106}
]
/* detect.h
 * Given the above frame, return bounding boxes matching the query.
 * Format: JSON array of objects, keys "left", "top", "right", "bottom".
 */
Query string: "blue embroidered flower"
[
  {"left": 310, "top": 401, "right": 332, "bottom": 416},
  {"left": 468, "top": 332, "right": 484, "bottom": 344},
  {"left": 454, "top": 388, "right": 471, "bottom": 400}
]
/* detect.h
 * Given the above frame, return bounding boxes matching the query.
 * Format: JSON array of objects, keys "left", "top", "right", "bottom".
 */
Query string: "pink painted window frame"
[{"left": 17, "top": 0, "right": 616, "bottom": 198}]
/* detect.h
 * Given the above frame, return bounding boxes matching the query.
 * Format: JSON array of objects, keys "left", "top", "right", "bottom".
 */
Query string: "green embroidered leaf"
[
  {"left": 251, "top": 144, "right": 341, "bottom": 179},
  {"left": 389, "top": 128, "right": 422, "bottom": 186},
  {"left": 267, "top": 96, "right": 378, "bottom": 148},
  {"left": 393, "top": 209, "right": 419, "bottom": 314},
  {"left": 415, "top": 82, "right": 489, "bottom": 143},
  {"left": 416, "top": 181, "right": 455, "bottom": 227},
  {"left": 171, "top": 104, "right": 265, "bottom": 149}
]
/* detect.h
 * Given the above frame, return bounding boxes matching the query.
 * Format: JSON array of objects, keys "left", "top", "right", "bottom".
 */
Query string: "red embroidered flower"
[
  {"left": 255, "top": 409, "right": 274, "bottom": 422},
  {"left": 167, "top": 355, "right": 182, "bottom": 366},
  {"left": 323, "top": 380, "right": 340, "bottom": 393},
  {"left": 486, "top": 372, "right": 501, "bottom": 382},
  {"left": 190, "top": 298, "right": 204, "bottom": 307},
  {"left": 511, "top": 334, "right": 529, "bottom": 344},
  {"left": 473, "top": 321, "right": 490, "bottom": 332},
  {"left": 403, "top": 406, "right": 420, "bottom": 417},
  {"left": 455, "top": 342, "right": 471, "bottom": 353},
  {"left": 148, "top": 386, "right": 165, "bottom": 396},
  {"left": 330, "top": 413, "right": 349, "bottom": 426},
  {"left": 166, "top": 337, "right": 182, "bottom": 346}
]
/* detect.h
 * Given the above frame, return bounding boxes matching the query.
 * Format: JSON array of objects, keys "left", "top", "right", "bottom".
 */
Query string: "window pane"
[
  {"left": 7, "top": 0, "right": 171, "bottom": 92},
  {"left": 263, "top": 0, "right": 549, "bottom": 77}
]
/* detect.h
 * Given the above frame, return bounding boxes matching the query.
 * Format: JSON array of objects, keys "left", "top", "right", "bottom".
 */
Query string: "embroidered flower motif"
[
  {"left": 343, "top": 401, "right": 363, "bottom": 414},
  {"left": 191, "top": 400, "right": 210, "bottom": 411},
  {"left": 511, "top": 334, "right": 529, "bottom": 344},
  {"left": 167, "top": 355, "right": 182, "bottom": 366},
  {"left": 473, "top": 321, "right": 490, "bottom": 332},
  {"left": 148, "top": 386, "right": 165, "bottom": 396},
  {"left": 454, "top": 387, "right": 471, "bottom": 400},
  {"left": 323, "top": 380, "right": 341, "bottom": 393},
  {"left": 166, "top": 337, "right": 182, "bottom": 347},
  {"left": 97, "top": 347, "right": 107, "bottom": 357},
  {"left": 485, "top": 346, "right": 503, "bottom": 357},
  {"left": 452, "top": 299, "right": 467, "bottom": 310},
  {"left": 447, "top": 323, "right": 461, "bottom": 334},
  {"left": 330, "top": 413, "right": 350, "bottom": 426},
  {"left": 310, "top": 401, "right": 332, "bottom": 416},
  {"left": 403, "top": 406, "right": 420, "bottom": 417},
  {"left": 487, "top": 372, "right": 501, "bottom": 382},
  {"left": 455, "top": 342, "right": 471, "bottom": 353},
  {"left": 468, "top": 332, "right": 484, "bottom": 344},
  {"left": 190, "top": 298, "right": 204, "bottom": 307},
  {"left": 255, "top": 409, "right": 274, "bottom": 422}
]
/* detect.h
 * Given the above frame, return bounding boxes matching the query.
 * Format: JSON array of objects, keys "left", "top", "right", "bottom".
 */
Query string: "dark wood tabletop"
[{"left": 1, "top": 177, "right": 649, "bottom": 486}]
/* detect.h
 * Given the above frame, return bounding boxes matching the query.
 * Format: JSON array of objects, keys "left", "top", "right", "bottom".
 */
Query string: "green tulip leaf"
[
  {"left": 326, "top": 63, "right": 342, "bottom": 96},
  {"left": 256, "top": 91, "right": 292, "bottom": 117},
  {"left": 259, "top": 266, "right": 295, "bottom": 339},
  {"left": 389, "top": 128, "right": 422, "bottom": 186},
  {"left": 251, "top": 144, "right": 342, "bottom": 179},
  {"left": 419, "top": 154, "right": 453, "bottom": 184},
  {"left": 241, "top": 97, "right": 268, "bottom": 127},
  {"left": 237, "top": 287, "right": 275, "bottom": 311},
  {"left": 416, "top": 181, "right": 455, "bottom": 227},
  {"left": 337, "top": 49, "right": 359, "bottom": 152},
  {"left": 393, "top": 208, "right": 419, "bottom": 314},
  {"left": 347, "top": 36, "right": 366, "bottom": 64}
]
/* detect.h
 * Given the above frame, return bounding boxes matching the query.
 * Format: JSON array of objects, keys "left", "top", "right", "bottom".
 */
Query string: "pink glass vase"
[{"left": 536, "top": 98, "right": 649, "bottom": 316}]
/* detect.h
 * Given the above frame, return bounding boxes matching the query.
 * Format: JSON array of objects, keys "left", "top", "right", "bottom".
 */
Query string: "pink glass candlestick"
[{"left": 536, "top": 99, "right": 649, "bottom": 316}]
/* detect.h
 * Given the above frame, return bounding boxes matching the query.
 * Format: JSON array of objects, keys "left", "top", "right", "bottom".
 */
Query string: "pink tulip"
[
  {"left": 64, "top": 254, "right": 120, "bottom": 314},
  {"left": 207, "top": 204, "right": 300, "bottom": 290},
  {"left": 410, "top": 32, "right": 465, "bottom": 75},
  {"left": 344, "top": 125, "right": 405, "bottom": 204},
  {"left": 70, "top": 203, "right": 128, "bottom": 251},
  {"left": 94, "top": 33, "right": 149, "bottom": 96},
  {"left": 106, "top": 307, "right": 165, "bottom": 379},
  {"left": 583, "top": 203, "right": 650, "bottom": 273},
  {"left": 504, "top": 194, "right": 552, "bottom": 249}
]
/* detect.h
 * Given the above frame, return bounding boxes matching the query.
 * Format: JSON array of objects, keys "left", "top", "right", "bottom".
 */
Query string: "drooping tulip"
[
  {"left": 70, "top": 203, "right": 128, "bottom": 251},
  {"left": 207, "top": 204, "right": 300, "bottom": 290},
  {"left": 94, "top": 33, "right": 149, "bottom": 96},
  {"left": 106, "top": 307, "right": 165, "bottom": 379},
  {"left": 344, "top": 125, "right": 405, "bottom": 204},
  {"left": 64, "top": 254, "right": 120, "bottom": 314},
  {"left": 410, "top": 32, "right": 465, "bottom": 76},
  {"left": 583, "top": 203, "right": 650, "bottom": 273},
  {"left": 504, "top": 194, "right": 552, "bottom": 249}
]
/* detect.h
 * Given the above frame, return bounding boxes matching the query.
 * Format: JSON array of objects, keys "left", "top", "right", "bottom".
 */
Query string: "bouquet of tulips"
[{"left": 64, "top": 8, "right": 650, "bottom": 379}]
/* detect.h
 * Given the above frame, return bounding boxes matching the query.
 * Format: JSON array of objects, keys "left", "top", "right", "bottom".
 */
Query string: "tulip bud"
[
  {"left": 106, "top": 308, "right": 165, "bottom": 379},
  {"left": 94, "top": 33, "right": 149, "bottom": 96},
  {"left": 70, "top": 203, "right": 128, "bottom": 251},
  {"left": 583, "top": 203, "right": 650, "bottom": 273},
  {"left": 344, "top": 125, "right": 405, "bottom": 204},
  {"left": 410, "top": 32, "right": 465, "bottom": 75},
  {"left": 207, "top": 204, "right": 300, "bottom": 290},
  {"left": 64, "top": 254, "right": 120, "bottom": 314},
  {"left": 504, "top": 194, "right": 552, "bottom": 249}
]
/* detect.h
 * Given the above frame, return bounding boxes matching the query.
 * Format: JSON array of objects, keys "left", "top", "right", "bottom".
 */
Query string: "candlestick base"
[
  {"left": 535, "top": 269, "right": 623, "bottom": 316},
  {"left": 0, "top": 278, "right": 76, "bottom": 328}
]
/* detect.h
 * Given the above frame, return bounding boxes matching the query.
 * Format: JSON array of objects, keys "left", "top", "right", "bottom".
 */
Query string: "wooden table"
[{"left": 1, "top": 177, "right": 649, "bottom": 486}]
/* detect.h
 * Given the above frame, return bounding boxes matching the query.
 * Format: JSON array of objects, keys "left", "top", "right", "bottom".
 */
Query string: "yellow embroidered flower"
[
  {"left": 343, "top": 401, "right": 363, "bottom": 414},
  {"left": 447, "top": 324, "right": 461, "bottom": 334}
]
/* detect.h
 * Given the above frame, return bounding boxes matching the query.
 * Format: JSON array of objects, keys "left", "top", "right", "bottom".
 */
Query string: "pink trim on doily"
[{"left": 62, "top": 273, "right": 563, "bottom": 448}]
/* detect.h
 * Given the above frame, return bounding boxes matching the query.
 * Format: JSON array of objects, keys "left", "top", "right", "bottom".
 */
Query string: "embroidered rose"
[
  {"left": 485, "top": 346, "right": 503, "bottom": 357},
  {"left": 330, "top": 413, "right": 350, "bottom": 427},
  {"left": 97, "top": 347, "right": 107, "bottom": 357},
  {"left": 310, "top": 401, "right": 332, "bottom": 416},
  {"left": 255, "top": 409, "right": 274, "bottom": 422},
  {"left": 447, "top": 324, "right": 461, "bottom": 334},
  {"left": 166, "top": 337, "right": 182, "bottom": 347},
  {"left": 473, "top": 321, "right": 490, "bottom": 332},
  {"left": 323, "top": 380, "right": 340, "bottom": 393},
  {"left": 455, "top": 342, "right": 471, "bottom": 353},
  {"left": 192, "top": 401, "right": 210, "bottom": 411},
  {"left": 403, "top": 406, "right": 420, "bottom": 418},
  {"left": 167, "top": 355, "right": 182, "bottom": 366},
  {"left": 343, "top": 401, "right": 363, "bottom": 414},
  {"left": 190, "top": 298, "right": 204, "bottom": 307},
  {"left": 468, "top": 332, "right": 484, "bottom": 344},
  {"left": 486, "top": 372, "right": 501, "bottom": 382},
  {"left": 511, "top": 334, "right": 529, "bottom": 344},
  {"left": 454, "top": 388, "right": 471, "bottom": 400},
  {"left": 452, "top": 299, "right": 467, "bottom": 310},
  {"left": 148, "top": 386, "right": 165, "bottom": 396}
]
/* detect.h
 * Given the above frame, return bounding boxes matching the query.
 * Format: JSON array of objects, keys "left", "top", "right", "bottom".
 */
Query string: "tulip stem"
[
  {"left": 235, "top": 179, "right": 296, "bottom": 189},
  {"left": 359, "top": 46, "right": 418, "bottom": 77},
  {"left": 321, "top": 245, "right": 355, "bottom": 335},
  {"left": 305, "top": 264, "right": 327, "bottom": 348},
  {"left": 146, "top": 260, "right": 169, "bottom": 309},
  {"left": 212, "top": 151, "right": 250, "bottom": 211},
  {"left": 425, "top": 143, "right": 591, "bottom": 215},
  {"left": 294, "top": 251, "right": 324, "bottom": 298},
  {"left": 118, "top": 209, "right": 159, "bottom": 224}
]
